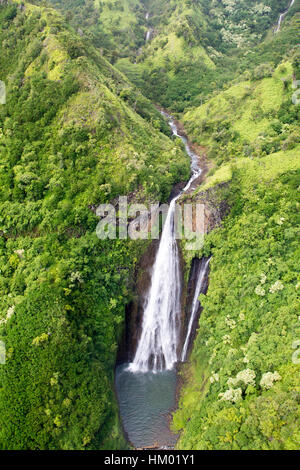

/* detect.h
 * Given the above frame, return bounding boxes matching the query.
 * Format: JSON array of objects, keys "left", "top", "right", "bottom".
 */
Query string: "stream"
[{"left": 115, "top": 113, "right": 208, "bottom": 448}]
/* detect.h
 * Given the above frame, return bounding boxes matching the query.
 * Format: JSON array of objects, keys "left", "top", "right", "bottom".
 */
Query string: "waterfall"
[
  {"left": 181, "top": 258, "right": 210, "bottom": 362},
  {"left": 145, "top": 29, "right": 152, "bottom": 42},
  {"left": 128, "top": 113, "right": 202, "bottom": 373},
  {"left": 145, "top": 11, "right": 152, "bottom": 42},
  {"left": 274, "top": 0, "right": 294, "bottom": 33}
]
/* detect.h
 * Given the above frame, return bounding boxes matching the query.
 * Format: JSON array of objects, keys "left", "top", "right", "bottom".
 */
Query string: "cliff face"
[
  {"left": 117, "top": 177, "right": 229, "bottom": 367},
  {"left": 117, "top": 239, "right": 159, "bottom": 364}
]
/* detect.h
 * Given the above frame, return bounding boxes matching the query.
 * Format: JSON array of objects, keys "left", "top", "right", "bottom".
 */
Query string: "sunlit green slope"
[
  {"left": 44, "top": 0, "right": 299, "bottom": 110},
  {"left": 115, "top": 0, "right": 299, "bottom": 110},
  {"left": 174, "top": 147, "right": 300, "bottom": 449}
]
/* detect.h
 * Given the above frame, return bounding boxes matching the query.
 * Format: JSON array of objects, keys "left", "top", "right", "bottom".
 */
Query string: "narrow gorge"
[{"left": 115, "top": 113, "right": 211, "bottom": 449}]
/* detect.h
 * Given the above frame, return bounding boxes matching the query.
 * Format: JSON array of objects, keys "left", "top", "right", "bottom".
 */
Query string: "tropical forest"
[{"left": 0, "top": 0, "right": 299, "bottom": 452}]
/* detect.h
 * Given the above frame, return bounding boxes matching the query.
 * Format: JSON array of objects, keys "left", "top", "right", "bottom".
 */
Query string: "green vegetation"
[
  {"left": 172, "top": 17, "right": 300, "bottom": 449},
  {"left": 46, "top": 0, "right": 147, "bottom": 58},
  {"left": 117, "top": 0, "right": 300, "bottom": 110},
  {"left": 0, "top": 0, "right": 189, "bottom": 449},
  {"left": 174, "top": 150, "right": 300, "bottom": 449}
]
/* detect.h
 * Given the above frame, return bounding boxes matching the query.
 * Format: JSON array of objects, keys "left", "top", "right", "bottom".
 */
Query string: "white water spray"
[
  {"left": 145, "top": 29, "right": 152, "bottom": 42},
  {"left": 181, "top": 258, "right": 210, "bottom": 362},
  {"left": 274, "top": 0, "right": 294, "bottom": 33},
  {"left": 129, "top": 113, "right": 202, "bottom": 373}
]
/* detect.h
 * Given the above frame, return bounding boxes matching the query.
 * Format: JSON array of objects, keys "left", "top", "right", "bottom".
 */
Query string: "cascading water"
[
  {"left": 274, "top": 0, "right": 295, "bottom": 33},
  {"left": 128, "top": 197, "right": 181, "bottom": 372},
  {"left": 128, "top": 113, "right": 201, "bottom": 373},
  {"left": 145, "top": 29, "right": 153, "bottom": 42},
  {"left": 181, "top": 257, "right": 211, "bottom": 362}
]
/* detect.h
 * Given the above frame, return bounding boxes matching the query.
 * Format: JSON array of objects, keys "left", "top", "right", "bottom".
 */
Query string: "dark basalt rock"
[{"left": 116, "top": 238, "right": 160, "bottom": 364}]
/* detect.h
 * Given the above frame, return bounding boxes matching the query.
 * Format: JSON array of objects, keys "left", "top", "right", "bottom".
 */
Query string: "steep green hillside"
[
  {"left": 173, "top": 50, "right": 300, "bottom": 450},
  {"left": 183, "top": 59, "right": 299, "bottom": 166},
  {"left": 0, "top": 0, "right": 189, "bottom": 449},
  {"left": 1, "top": 0, "right": 299, "bottom": 452},
  {"left": 115, "top": 0, "right": 298, "bottom": 110},
  {"left": 47, "top": 0, "right": 147, "bottom": 57}
]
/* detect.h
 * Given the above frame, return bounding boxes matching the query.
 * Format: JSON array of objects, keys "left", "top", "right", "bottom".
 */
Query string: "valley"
[{"left": 0, "top": 0, "right": 299, "bottom": 451}]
